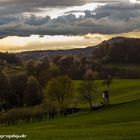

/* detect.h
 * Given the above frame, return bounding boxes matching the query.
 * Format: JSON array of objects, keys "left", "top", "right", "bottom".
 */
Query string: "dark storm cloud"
[
  {"left": 0, "top": 0, "right": 97, "bottom": 16},
  {"left": 25, "top": 15, "right": 51, "bottom": 25},
  {"left": 0, "top": 0, "right": 127, "bottom": 16},
  {"left": 0, "top": 0, "right": 140, "bottom": 36},
  {"left": 94, "top": 2, "right": 140, "bottom": 19}
]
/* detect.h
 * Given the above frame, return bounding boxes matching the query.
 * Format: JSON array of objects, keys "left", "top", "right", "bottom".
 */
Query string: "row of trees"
[
  {"left": 0, "top": 68, "right": 112, "bottom": 111},
  {"left": 0, "top": 66, "right": 112, "bottom": 125},
  {"left": 0, "top": 71, "right": 43, "bottom": 110}
]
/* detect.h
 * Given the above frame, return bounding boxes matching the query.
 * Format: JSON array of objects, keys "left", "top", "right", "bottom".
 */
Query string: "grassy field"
[
  {"left": 0, "top": 79, "right": 140, "bottom": 140},
  {"left": 75, "top": 79, "right": 140, "bottom": 105}
]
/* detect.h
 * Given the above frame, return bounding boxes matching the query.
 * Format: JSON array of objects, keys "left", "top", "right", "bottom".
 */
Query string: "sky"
[{"left": 0, "top": 0, "right": 140, "bottom": 52}]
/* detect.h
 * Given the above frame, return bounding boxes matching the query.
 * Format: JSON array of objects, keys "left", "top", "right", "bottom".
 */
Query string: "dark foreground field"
[{"left": 0, "top": 79, "right": 140, "bottom": 140}]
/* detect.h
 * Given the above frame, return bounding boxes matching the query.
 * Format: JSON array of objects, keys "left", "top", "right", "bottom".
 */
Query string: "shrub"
[{"left": 0, "top": 105, "right": 47, "bottom": 125}]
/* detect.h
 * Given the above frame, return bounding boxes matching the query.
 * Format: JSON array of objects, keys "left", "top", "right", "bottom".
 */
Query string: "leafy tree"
[
  {"left": 46, "top": 76, "right": 75, "bottom": 113},
  {"left": 10, "top": 73, "right": 28, "bottom": 106},
  {"left": 26, "top": 58, "right": 50, "bottom": 86},
  {"left": 84, "top": 69, "right": 98, "bottom": 80},
  {"left": 35, "top": 58, "right": 50, "bottom": 78},
  {"left": 48, "top": 64, "right": 60, "bottom": 79},
  {"left": 0, "top": 71, "right": 10, "bottom": 110},
  {"left": 24, "top": 76, "right": 42, "bottom": 107},
  {"left": 25, "top": 60, "right": 36, "bottom": 76}
]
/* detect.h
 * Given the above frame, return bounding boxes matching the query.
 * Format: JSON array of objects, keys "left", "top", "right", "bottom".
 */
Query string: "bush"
[
  {"left": 0, "top": 109, "right": 20, "bottom": 125},
  {"left": 45, "top": 101, "right": 58, "bottom": 119},
  {"left": 0, "top": 105, "right": 47, "bottom": 125}
]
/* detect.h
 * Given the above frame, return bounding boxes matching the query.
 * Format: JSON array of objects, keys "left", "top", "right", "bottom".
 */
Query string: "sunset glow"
[
  {"left": 0, "top": 34, "right": 103, "bottom": 52},
  {"left": 0, "top": 32, "right": 140, "bottom": 52}
]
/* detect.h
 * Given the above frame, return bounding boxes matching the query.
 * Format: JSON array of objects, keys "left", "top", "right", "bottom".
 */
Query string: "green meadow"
[{"left": 0, "top": 79, "right": 140, "bottom": 140}]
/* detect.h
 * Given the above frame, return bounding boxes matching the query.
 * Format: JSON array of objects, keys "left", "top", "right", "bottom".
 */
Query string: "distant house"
[{"left": 102, "top": 90, "right": 110, "bottom": 106}]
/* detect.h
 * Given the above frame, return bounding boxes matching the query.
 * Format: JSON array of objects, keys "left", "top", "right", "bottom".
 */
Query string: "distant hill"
[
  {"left": 93, "top": 37, "right": 140, "bottom": 64},
  {"left": 17, "top": 37, "right": 140, "bottom": 64},
  {"left": 17, "top": 47, "right": 97, "bottom": 59}
]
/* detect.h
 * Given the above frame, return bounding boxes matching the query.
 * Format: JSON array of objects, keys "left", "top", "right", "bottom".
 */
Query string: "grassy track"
[{"left": 0, "top": 79, "right": 140, "bottom": 140}]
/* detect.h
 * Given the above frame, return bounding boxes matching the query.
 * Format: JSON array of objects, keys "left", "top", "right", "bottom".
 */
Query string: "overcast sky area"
[
  {"left": 0, "top": 0, "right": 140, "bottom": 52},
  {"left": 1, "top": 0, "right": 140, "bottom": 36}
]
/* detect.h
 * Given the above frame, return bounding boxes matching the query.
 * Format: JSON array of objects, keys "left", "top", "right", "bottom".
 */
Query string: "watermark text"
[{"left": 0, "top": 134, "right": 27, "bottom": 139}]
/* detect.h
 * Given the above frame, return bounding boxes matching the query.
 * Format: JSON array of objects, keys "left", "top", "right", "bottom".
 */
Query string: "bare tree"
[
  {"left": 79, "top": 69, "right": 97, "bottom": 110},
  {"left": 103, "top": 75, "right": 112, "bottom": 91}
]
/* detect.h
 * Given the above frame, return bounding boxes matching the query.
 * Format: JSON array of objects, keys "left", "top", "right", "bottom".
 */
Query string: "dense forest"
[{"left": 93, "top": 37, "right": 140, "bottom": 64}]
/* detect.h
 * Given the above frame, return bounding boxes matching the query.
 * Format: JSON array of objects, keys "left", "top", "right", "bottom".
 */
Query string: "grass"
[
  {"left": 75, "top": 79, "right": 140, "bottom": 106},
  {"left": 0, "top": 79, "right": 140, "bottom": 140},
  {"left": 97, "top": 79, "right": 140, "bottom": 104}
]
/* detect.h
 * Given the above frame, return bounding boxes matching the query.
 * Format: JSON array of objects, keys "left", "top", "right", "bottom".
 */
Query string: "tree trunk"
[
  {"left": 108, "top": 84, "right": 110, "bottom": 91},
  {"left": 89, "top": 98, "right": 93, "bottom": 110}
]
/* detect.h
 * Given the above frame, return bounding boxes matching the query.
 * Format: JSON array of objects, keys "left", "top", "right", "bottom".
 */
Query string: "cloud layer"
[{"left": 0, "top": 0, "right": 140, "bottom": 36}]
